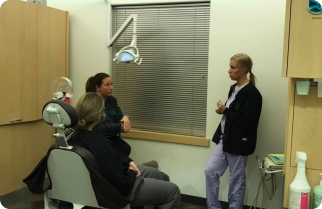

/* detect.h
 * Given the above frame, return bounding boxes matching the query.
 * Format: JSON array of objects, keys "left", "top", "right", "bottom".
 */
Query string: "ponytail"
[
  {"left": 249, "top": 71, "right": 256, "bottom": 86},
  {"left": 85, "top": 76, "right": 96, "bottom": 93},
  {"left": 77, "top": 118, "right": 89, "bottom": 129}
]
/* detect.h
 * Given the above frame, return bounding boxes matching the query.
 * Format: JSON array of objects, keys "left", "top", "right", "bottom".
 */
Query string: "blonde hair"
[
  {"left": 74, "top": 92, "right": 106, "bottom": 129},
  {"left": 231, "top": 53, "right": 256, "bottom": 86}
]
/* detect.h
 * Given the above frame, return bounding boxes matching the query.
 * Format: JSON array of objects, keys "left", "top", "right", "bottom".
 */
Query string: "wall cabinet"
[
  {"left": 291, "top": 87, "right": 322, "bottom": 170},
  {"left": 0, "top": 0, "right": 69, "bottom": 195},
  {"left": 38, "top": 5, "right": 69, "bottom": 119},
  {"left": 0, "top": 0, "right": 69, "bottom": 125},
  {"left": 283, "top": 80, "right": 322, "bottom": 208},
  {"left": 283, "top": 0, "right": 322, "bottom": 207},
  {"left": 283, "top": 0, "right": 322, "bottom": 78},
  {"left": 0, "top": 121, "right": 55, "bottom": 195},
  {"left": 0, "top": 1, "right": 38, "bottom": 125}
]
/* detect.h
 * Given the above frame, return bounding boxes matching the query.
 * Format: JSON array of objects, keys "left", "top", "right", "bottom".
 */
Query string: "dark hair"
[{"left": 85, "top": 73, "right": 110, "bottom": 93}]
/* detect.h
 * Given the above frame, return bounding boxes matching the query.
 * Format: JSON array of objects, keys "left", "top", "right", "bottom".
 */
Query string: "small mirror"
[{"left": 308, "top": 0, "right": 322, "bottom": 14}]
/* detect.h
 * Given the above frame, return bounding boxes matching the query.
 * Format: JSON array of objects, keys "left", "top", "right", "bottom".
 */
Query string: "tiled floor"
[{"left": 0, "top": 187, "right": 207, "bottom": 209}]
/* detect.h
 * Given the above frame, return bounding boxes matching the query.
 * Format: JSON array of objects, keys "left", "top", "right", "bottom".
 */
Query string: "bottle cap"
[{"left": 296, "top": 152, "right": 307, "bottom": 168}]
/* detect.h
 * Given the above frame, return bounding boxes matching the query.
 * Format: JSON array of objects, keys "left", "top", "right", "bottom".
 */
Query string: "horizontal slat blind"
[{"left": 112, "top": 4, "right": 209, "bottom": 137}]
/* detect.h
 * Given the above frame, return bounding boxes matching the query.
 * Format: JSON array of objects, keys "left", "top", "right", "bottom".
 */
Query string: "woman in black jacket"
[
  {"left": 205, "top": 54, "right": 262, "bottom": 209},
  {"left": 85, "top": 73, "right": 170, "bottom": 181},
  {"left": 86, "top": 73, "right": 131, "bottom": 138},
  {"left": 74, "top": 93, "right": 181, "bottom": 208}
]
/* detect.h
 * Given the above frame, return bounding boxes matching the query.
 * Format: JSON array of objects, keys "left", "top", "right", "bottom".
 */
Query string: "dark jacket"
[
  {"left": 212, "top": 82, "right": 262, "bottom": 156},
  {"left": 93, "top": 96, "right": 131, "bottom": 157},
  {"left": 93, "top": 96, "right": 124, "bottom": 136},
  {"left": 72, "top": 129, "right": 136, "bottom": 196}
]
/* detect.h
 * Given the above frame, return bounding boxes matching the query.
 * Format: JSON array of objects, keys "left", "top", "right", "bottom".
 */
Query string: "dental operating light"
[{"left": 108, "top": 14, "right": 142, "bottom": 65}]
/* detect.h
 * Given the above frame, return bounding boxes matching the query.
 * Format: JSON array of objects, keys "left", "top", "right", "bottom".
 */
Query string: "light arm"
[{"left": 108, "top": 14, "right": 137, "bottom": 47}]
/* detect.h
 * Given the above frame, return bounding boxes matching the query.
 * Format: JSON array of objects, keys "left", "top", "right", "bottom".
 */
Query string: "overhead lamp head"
[
  {"left": 107, "top": 14, "right": 142, "bottom": 65},
  {"left": 113, "top": 45, "right": 142, "bottom": 65}
]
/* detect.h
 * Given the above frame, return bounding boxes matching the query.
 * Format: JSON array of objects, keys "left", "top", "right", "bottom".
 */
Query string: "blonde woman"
[
  {"left": 205, "top": 54, "right": 262, "bottom": 209},
  {"left": 74, "top": 93, "right": 181, "bottom": 208},
  {"left": 85, "top": 73, "right": 170, "bottom": 181}
]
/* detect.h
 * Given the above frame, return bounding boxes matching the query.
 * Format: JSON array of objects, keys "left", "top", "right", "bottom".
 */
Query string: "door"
[
  {"left": 0, "top": 1, "right": 38, "bottom": 125},
  {"left": 287, "top": 0, "right": 322, "bottom": 78},
  {"left": 38, "top": 5, "right": 69, "bottom": 119},
  {"left": 291, "top": 86, "right": 322, "bottom": 170}
]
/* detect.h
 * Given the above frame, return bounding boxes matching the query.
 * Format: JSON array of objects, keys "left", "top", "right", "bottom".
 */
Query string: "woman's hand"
[
  {"left": 129, "top": 161, "right": 141, "bottom": 177},
  {"left": 216, "top": 100, "right": 227, "bottom": 115},
  {"left": 120, "top": 116, "right": 131, "bottom": 133},
  {"left": 129, "top": 166, "right": 137, "bottom": 177}
]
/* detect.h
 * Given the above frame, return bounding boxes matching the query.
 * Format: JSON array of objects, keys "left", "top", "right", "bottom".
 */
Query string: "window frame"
[{"left": 107, "top": 1, "right": 210, "bottom": 147}]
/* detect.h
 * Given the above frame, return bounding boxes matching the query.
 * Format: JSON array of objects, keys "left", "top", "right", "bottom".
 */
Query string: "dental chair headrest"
[{"left": 42, "top": 99, "right": 79, "bottom": 128}]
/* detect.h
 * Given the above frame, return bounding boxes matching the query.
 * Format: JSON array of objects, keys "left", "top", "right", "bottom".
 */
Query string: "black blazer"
[
  {"left": 73, "top": 129, "right": 136, "bottom": 196},
  {"left": 93, "top": 96, "right": 124, "bottom": 136},
  {"left": 93, "top": 96, "right": 132, "bottom": 157},
  {"left": 212, "top": 82, "right": 262, "bottom": 156}
]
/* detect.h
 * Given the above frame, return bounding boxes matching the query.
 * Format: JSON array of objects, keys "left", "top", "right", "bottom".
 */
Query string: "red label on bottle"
[{"left": 301, "top": 193, "right": 309, "bottom": 209}]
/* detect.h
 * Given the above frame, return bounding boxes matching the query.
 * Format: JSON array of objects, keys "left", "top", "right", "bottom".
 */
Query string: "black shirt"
[
  {"left": 93, "top": 96, "right": 131, "bottom": 157},
  {"left": 72, "top": 129, "right": 136, "bottom": 195},
  {"left": 93, "top": 96, "right": 123, "bottom": 136}
]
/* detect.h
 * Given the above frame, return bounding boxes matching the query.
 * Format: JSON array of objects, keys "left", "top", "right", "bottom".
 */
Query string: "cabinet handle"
[{"left": 10, "top": 119, "right": 22, "bottom": 122}]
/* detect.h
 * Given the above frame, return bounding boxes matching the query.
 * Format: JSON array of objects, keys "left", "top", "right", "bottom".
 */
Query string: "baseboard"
[
  {"left": 181, "top": 194, "right": 207, "bottom": 207},
  {"left": 181, "top": 194, "right": 264, "bottom": 209}
]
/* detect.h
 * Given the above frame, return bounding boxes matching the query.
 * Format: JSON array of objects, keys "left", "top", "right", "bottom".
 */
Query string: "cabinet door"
[
  {"left": 0, "top": 1, "right": 38, "bottom": 125},
  {"left": 291, "top": 86, "right": 322, "bottom": 170},
  {"left": 0, "top": 120, "right": 55, "bottom": 196},
  {"left": 287, "top": 0, "right": 322, "bottom": 78},
  {"left": 38, "top": 5, "right": 69, "bottom": 119}
]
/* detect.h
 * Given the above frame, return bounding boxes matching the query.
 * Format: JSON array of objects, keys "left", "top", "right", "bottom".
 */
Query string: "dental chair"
[{"left": 41, "top": 99, "right": 137, "bottom": 209}]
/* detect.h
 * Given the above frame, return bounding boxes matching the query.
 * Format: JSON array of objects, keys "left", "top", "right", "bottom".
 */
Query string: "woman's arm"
[
  {"left": 114, "top": 98, "right": 131, "bottom": 133},
  {"left": 115, "top": 104, "right": 124, "bottom": 123},
  {"left": 93, "top": 122, "right": 122, "bottom": 136}
]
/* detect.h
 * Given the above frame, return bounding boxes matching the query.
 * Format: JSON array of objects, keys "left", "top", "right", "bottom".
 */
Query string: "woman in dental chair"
[
  {"left": 72, "top": 92, "right": 181, "bottom": 209},
  {"left": 86, "top": 73, "right": 170, "bottom": 181}
]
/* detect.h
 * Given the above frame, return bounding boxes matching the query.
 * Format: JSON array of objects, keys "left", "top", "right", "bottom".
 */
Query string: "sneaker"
[{"left": 141, "top": 160, "right": 158, "bottom": 169}]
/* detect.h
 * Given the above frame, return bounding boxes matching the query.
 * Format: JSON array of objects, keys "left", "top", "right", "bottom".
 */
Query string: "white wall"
[
  {"left": 205, "top": 0, "right": 288, "bottom": 206},
  {"left": 45, "top": 0, "right": 288, "bottom": 207}
]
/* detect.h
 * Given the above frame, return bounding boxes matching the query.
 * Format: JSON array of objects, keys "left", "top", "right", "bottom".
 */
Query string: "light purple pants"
[{"left": 205, "top": 140, "right": 248, "bottom": 209}]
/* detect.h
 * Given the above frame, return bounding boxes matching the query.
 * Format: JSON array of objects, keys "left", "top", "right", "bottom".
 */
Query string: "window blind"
[{"left": 112, "top": 3, "right": 210, "bottom": 137}]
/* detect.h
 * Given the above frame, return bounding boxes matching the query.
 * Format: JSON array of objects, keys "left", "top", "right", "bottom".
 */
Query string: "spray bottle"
[
  {"left": 314, "top": 173, "right": 322, "bottom": 209},
  {"left": 289, "top": 152, "right": 311, "bottom": 209}
]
